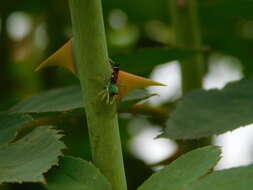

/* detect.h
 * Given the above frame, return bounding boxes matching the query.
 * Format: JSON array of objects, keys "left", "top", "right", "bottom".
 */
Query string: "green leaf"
[
  {"left": 122, "top": 89, "right": 157, "bottom": 102},
  {"left": 11, "top": 86, "right": 83, "bottom": 113},
  {"left": 0, "top": 126, "right": 65, "bottom": 183},
  {"left": 164, "top": 78, "right": 253, "bottom": 139},
  {"left": 0, "top": 112, "right": 33, "bottom": 145},
  {"left": 138, "top": 146, "right": 221, "bottom": 190},
  {"left": 11, "top": 86, "right": 156, "bottom": 114},
  {"left": 119, "top": 89, "right": 157, "bottom": 111},
  {"left": 113, "top": 48, "right": 198, "bottom": 76},
  {"left": 45, "top": 156, "right": 112, "bottom": 190},
  {"left": 187, "top": 164, "right": 253, "bottom": 190}
]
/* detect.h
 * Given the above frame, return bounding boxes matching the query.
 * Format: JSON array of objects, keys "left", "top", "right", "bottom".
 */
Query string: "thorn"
[{"left": 178, "top": 0, "right": 186, "bottom": 9}]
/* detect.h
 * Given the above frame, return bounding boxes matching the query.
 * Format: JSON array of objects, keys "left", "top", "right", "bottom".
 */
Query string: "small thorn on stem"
[{"left": 178, "top": 0, "right": 186, "bottom": 9}]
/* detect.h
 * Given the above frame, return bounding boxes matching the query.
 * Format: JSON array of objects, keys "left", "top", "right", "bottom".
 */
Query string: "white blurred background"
[{"left": 130, "top": 55, "right": 253, "bottom": 170}]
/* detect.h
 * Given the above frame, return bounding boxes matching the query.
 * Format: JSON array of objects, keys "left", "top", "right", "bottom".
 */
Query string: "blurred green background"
[{"left": 1, "top": 0, "right": 253, "bottom": 190}]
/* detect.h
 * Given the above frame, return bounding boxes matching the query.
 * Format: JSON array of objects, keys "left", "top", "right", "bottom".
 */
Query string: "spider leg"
[
  {"left": 109, "top": 58, "right": 115, "bottom": 65},
  {"left": 109, "top": 95, "right": 117, "bottom": 105},
  {"left": 102, "top": 92, "right": 108, "bottom": 102},
  {"left": 106, "top": 92, "right": 111, "bottom": 104},
  {"left": 98, "top": 90, "right": 105, "bottom": 101}
]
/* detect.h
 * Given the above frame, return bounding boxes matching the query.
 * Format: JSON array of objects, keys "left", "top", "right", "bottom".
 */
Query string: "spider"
[{"left": 99, "top": 62, "right": 120, "bottom": 104}]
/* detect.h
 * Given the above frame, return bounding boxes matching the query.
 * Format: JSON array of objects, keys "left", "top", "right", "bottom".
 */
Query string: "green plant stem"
[
  {"left": 168, "top": 0, "right": 211, "bottom": 159},
  {"left": 68, "top": 1, "right": 127, "bottom": 190},
  {"left": 169, "top": 0, "right": 204, "bottom": 93}
]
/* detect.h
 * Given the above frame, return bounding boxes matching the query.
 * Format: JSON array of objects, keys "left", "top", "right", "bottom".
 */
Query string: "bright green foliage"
[
  {"left": 113, "top": 48, "right": 199, "bottom": 76},
  {"left": 0, "top": 126, "right": 65, "bottom": 183},
  {"left": 187, "top": 164, "right": 253, "bottom": 190},
  {"left": 11, "top": 86, "right": 83, "bottom": 113},
  {"left": 45, "top": 156, "right": 112, "bottom": 190},
  {"left": 138, "top": 146, "right": 221, "bottom": 190},
  {"left": 164, "top": 78, "right": 253, "bottom": 139},
  {"left": 0, "top": 112, "right": 33, "bottom": 144}
]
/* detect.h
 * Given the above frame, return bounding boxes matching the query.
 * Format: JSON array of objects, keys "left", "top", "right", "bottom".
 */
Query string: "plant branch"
[
  {"left": 169, "top": 0, "right": 204, "bottom": 93},
  {"left": 68, "top": 0, "right": 127, "bottom": 189},
  {"left": 168, "top": 0, "right": 211, "bottom": 162}
]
